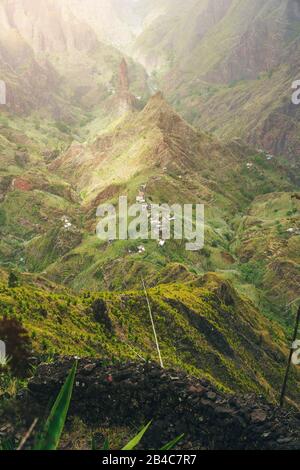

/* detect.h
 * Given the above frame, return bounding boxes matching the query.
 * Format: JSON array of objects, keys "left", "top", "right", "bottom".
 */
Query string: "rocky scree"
[{"left": 25, "top": 358, "right": 300, "bottom": 450}]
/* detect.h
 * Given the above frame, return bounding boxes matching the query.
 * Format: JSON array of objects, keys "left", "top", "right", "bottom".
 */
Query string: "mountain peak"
[
  {"left": 149, "top": 90, "right": 165, "bottom": 102},
  {"left": 142, "top": 91, "right": 169, "bottom": 112},
  {"left": 140, "top": 91, "right": 196, "bottom": 138}
]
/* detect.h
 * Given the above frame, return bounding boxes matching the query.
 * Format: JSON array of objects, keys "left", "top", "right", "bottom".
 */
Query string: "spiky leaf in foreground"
[
  {"left": 122, "top": 421, "right": 152, "bottom": 450},
  {"left": 34, "top": 361, "right": 77, "bottom": 450},
  {"left": 160, "top": 434, "right": 184, "bottom": 450}
]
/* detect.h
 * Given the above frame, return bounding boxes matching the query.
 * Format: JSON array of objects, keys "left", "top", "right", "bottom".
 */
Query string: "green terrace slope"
[
  {"left": 0, "top": 269, "right": 299, "bottom": 403},
  {"left": 232, "top": 191, "right": 300, "bottom": 308},
  {"left": 0, "top": 114, "right": 84, "bottom": 270}
]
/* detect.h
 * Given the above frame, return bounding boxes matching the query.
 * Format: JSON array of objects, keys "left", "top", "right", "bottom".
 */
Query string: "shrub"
[
  {"left": 240, "top": 261, "right": 265, "bottom": 286},
  {"left": 92, "top": 299, "right": 114, "bottom": 333},
  {"left": 8, "top": 272, "right": 19, "bottom": 288},
  {"left": 201, "top": 247, "right": 211, "bottom": 258}
]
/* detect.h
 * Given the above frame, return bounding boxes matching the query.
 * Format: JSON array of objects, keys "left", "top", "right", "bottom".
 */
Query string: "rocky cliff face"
[
  {"left": 0, "top": 0, "right": 96, "bottom": 115},
  {"left": 0, "top": 0, "right": 145, "bottom": 116},
  {"left": 0, "top": 31, "right": 65, "bottom": 116},
  {"left": 0, "top": 0, "right": 99, "bottom": 55},
  {"left": 134, "top": 0, "right": 300, "bottom": 164},
  {"left": 204, "top": 18, "right": 279, "bottom": 83}
]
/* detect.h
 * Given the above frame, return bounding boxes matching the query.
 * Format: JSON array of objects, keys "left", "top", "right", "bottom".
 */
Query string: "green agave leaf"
[
  {"left": 160, "top": 434, "right": 184, "bottom": 450},
  {"left": 34, "top": 361, "right": 77, "bottom": 451},
  {"left": 101, "top": 438, "right": 110, "bottom": 450},
  {"left": 122, "top": 421, "right": 152, "bottom": 450}
]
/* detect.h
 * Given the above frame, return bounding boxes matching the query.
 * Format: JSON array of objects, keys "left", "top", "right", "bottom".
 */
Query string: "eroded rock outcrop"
[{"left": 115, "top": 58, "right": 138, "bottom": 116}]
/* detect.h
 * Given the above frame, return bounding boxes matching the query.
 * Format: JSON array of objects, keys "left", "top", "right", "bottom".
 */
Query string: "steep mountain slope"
[
  {"left": 133, "top": 0, "right": 299, "bottom": 82},
  {"left": 29, "top": 93, "right": 297, "bottom": 317},
  {"left": 132, "top": 0, "right": 233, "bottom": 74},
  {"left": 66, "top": 0, "right": 138, "bottom": 50},
  {"left": 233, "top": 192, "right": 300, "bottom": 307},
  {"left": 0, "top": 0, "right": 148, "bottom": 117},
  {"left": 51, "top": 93, "right": 293, "bottom": 203},
  {"left": 131, "top": 0, "right": 300, "bottom": 164},
  {"left": 2, "top": 0, "right": 298, "bottom": 165},
  {"left": 190, "top": 57, "right": 300, "bottom": 166},
  {"left": 0, "top": 86, "right": 298, "bottom": 316},
  {"left": 0, "top": 107, "right": 85, "bottom": 271},
  {"left": 1, "top": 269, "right": 299, "bottom": 402},
  {"left": 0, "top": 2, "right": 299, "bottom": 450},
  {"left": 0, "top": 11, "right": 67, "bottom": 117}
]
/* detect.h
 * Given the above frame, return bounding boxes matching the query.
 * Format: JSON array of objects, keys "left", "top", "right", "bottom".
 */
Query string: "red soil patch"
[{"left": 12, "top": 178, "right": 33, "bottom": 192}]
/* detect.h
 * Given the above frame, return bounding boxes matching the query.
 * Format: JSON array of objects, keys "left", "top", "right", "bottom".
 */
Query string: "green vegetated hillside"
[
  {"left": 0, "top": 92, "right": 299, "bottom": 326},
  {"left": 233, "top": 192, "right": 300, "bottom": 308},
  {"left": 0, "top": 0, "right": 299, "bottom": 417},
  {"left": 1, "top": 268, "right": 299, "bottom": 403},
  {"left": 23, "top": 93, "right": 299, "bottom": 318},
  {"left": 0, "top": 111, "right": 85, "bottom": 271}
]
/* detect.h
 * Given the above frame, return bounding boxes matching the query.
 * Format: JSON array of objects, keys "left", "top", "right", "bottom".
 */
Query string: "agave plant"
[
  {"left": 111, "top": 421, "right": 183, "bottom": 451},
  {"left": 1, "top": 361, "right": 184, "bottom": 451},
  {"left": 34, "top": 361, "right": 78, "bottom": 450}
]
